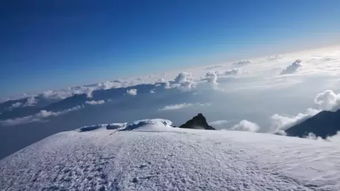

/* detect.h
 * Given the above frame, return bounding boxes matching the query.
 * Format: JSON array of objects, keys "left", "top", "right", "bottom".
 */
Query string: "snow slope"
[{"left": 1, "top": 119, "right": 339, "bottom": 191}]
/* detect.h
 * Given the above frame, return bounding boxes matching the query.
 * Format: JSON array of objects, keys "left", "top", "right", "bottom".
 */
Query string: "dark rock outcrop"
[
  {"left": 286, "top": 109, "right": 340, "bottom": 138},
  {"left": 180, "top": 113, "right": 215, "bottom": 130}
]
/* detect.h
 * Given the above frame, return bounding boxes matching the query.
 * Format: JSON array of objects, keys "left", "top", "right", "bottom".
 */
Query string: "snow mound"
[
  {"left": 80, "top": 123, "right": 127, "bottom": 132},
  {"left": 1, "top": 119, "right": 340, "bottom": 190},
  {"left": 122, "top": 119, "right": 174, "bottom": 131},
  {"left": 106, "top": 123, "right": 127, "bottom": 130},
  {"left": 80, "top": 124, "right": 107, "bottom": 132},
  {"left": 79, "top": 119, "right": 173, "bottom": 132}
]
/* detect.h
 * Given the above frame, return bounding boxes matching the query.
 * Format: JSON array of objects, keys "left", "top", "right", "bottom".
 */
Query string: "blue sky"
[{"left": 1, "top": 0, "right": 340, "bottom": 98}]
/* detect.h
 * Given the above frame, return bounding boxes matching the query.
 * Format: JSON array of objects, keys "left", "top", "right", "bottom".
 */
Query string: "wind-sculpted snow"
[{"left": 1, "top": 120, "right": 339, "bottom": 191}]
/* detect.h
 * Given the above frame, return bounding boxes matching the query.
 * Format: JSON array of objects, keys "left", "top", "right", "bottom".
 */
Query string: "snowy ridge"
[
  {"left": 1, "top": 119, "right": 340, "bottom": 191},
  {"left": 79, "top": 119, "right": 174, "bottom": 132}
]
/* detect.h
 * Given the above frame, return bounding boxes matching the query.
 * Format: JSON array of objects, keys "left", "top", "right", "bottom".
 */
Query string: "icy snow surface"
[{"left": 1, "top": 119, "right": 339, "bottom": 191}]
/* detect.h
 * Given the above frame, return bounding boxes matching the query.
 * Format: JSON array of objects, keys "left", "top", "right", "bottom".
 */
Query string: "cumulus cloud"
[
  {"left": 10, "top": 102, "right": 23, "bottom": 109},
  {"left": 23, "top": 97, "right": 37, "bottom": 107},
  {"left": 174, "top": 72, "right": 190, "bottom": 84},
  {"left": 205, "top": 71, "right": 218, "bottom": 85},
  {"left": 271, "top": 108, "right": 320, "bottom": 132},
  {"left": 85, "top": 100, "right": 105, "bottom": 105},
  {"left": 209, "top": 120, "right": 229, "bottom": 129},
  {"left": 280, "top": 59, "right": 302, "bottom": 75},
  {"left": 42, "top": 85, "right": 101, "bottom": 100},
  {"left": 0, "top": 106, "right": 83, "bottom": 126},
  {"left": 126, "top": 89, "right": 137, "bottom": 96},
  {"left": 222, "top": 68, "right": 239, "bottom": 76},
  {"left": 159, "top": 103, "right": 209, "bottom": 111},
  {"left": 231, "top": 120, "right": 260, "bottom": 132},
  {"left": 42, "top": 90, "right": 73, "bottom": 100},
  {"left": 8, "top": 97, "right": 37, "bottom": 109},
  {"left": 96, "top": 81, "right": 120, "bottom": 90},
  {"left": 314, "top": 90, "right": 340, "bottom": 111},
  {"left": 169, "top": 72, "right": 195, "bottom": 90}
]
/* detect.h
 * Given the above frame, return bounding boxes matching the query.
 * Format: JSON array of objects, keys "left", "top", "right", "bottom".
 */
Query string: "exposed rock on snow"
[{"left": 180, "top": 113, "right": 215, "bottom": 130}]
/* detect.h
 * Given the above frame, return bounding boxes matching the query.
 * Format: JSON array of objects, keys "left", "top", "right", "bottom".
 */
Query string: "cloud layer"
[{"left": 0, "top": 106, "right": 83, "bottom": 126}]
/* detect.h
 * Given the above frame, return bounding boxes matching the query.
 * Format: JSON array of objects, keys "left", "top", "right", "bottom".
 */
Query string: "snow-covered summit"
[
  {"left": 1, "top": 118, "right": 340, "bottom": 190},
  {"left": 122, "top": 119, "right": 174, "bottom": 132}
]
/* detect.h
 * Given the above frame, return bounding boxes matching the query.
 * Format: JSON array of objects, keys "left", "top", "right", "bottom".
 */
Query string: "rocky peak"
[{"left": 180, "top": 113, "right": 215, "bottom": 130}]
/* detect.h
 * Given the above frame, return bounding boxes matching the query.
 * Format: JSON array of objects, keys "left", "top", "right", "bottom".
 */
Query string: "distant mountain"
[
  {"left": 180, "top": 113, "right": 215, "bottom": 130},
  {"left": 286, "top": 109, "right": 340, "bottom": 138}
]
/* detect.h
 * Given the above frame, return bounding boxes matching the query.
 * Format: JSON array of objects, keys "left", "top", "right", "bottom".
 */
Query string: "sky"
[{"left": 1, "top": 0, "right": 340, "bottom": 99}]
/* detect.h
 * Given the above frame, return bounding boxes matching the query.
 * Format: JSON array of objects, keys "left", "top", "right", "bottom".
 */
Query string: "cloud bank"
[
  {"left": 0, "top": 106, "right": 83, "bottom": 126},
  {"left": 85, "top": 100, "right": 106, "bottom": 105}
]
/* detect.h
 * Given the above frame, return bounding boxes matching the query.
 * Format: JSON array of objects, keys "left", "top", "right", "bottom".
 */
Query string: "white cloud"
[
  {"left": 174, "top": 72, "right": 190, "bottom": 84},
  {"left": 159, "top": 103, "right": 193, "bottom": 111},
  {"left": 10, "top": 102, "right": 23, "bottom": 109},
  {"left": 231, "top": 120, "right": 260, "bottom": 132},
  {"left": 209, "top": 120, "right": 229, "bottom": 129},
  {"left": 84, "top": 87, "right": 96, "bottom": 98},
  {"left": 42, "top": 85, "right": 100, "bottom": 100},
  {"left": 85, "top": 100, "right": 105, "bottom": 105},
  {"left": 170, "top": 72, "right": 195, "bottom": 90},
  {"left": 42, "top": 90, "right": 73, "bottom": 100},
  {"left": 271, "top": 108, "right": 320, "bottom": 132},
  {"left": 314, "top": 90, "right": 340, "bottom": 111},
  {"left": 8, "top": 97, "right": 37, "bottom": 109},
  {"left": 37, "top": 110, "right": 60, "bottom": 118},
  {"left": 159, "top": 102, "right": 209, "bottom": 111},
  {"left": 24, "top": 97, "right": 37, "bottom": 106},
  {"left": 205, "top": 71, "right": 218, "bottom": 85},
  {"left": 126, "top": 89, "right": 137, "bottom": 96},
  {"left": 280, "top": 59, "right": 302, "bottom": 75},
  {"left": 0, "top": 106, "right": 83, "bottom": 126},
  {"left": 233, "top": 60, "right": 251, "bottom": 66},
  {"left": 222, "top": 68, "right": 239, "bottom": 76},
  {"left": 96, "top": 81, "right": 119, "bottom": 90}
]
